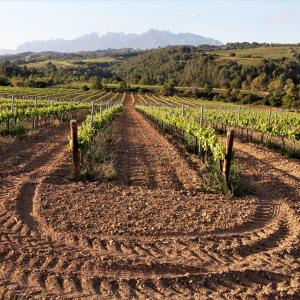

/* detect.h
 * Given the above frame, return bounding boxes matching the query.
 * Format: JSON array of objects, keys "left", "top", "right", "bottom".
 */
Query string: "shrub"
[
  {"left": 269, "top": 94, "right": 283, "bottom": 107},
  {"left": 162, "top": 80, "right": 175, "bottom": 96},
  {"left": 282, "top": 94, "right": 296, "bottom": 109},
  {"left": 92, "top": 77, "right": 103, "bottom": 90},
  {"left": 81, "top": 85, "right": 90, "bottom": 91},
  {"left": 0, "top": 76, "right": 10, "bottom": 86},
  {"left": 241, "top": 94, "right": 256, "bottom": 104}
]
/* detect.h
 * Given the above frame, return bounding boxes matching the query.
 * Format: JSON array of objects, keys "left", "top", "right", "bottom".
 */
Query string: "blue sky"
[{"left": 0, "top": 0, "right": 299, "bottom": 48}]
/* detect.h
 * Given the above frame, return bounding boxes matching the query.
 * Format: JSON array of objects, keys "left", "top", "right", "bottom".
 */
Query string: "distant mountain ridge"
[
  {"left": 1, "top": 30, "right": 222, "bottom": 54},
  {"left": 0, "top": 49, "right": 17, "bottom": 55}
]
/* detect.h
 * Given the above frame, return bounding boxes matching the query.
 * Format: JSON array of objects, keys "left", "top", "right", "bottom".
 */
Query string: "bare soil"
[{"left": 0, "top": 96, "right": 299, "bottom": 299}]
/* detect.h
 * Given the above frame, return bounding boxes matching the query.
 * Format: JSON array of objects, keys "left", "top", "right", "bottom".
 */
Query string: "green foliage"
[
  {"left": 71, "top": 105, "right": 122, "bottom": 154},
  {"left": 69, "top": 108, "right": 121, "bottom": 181},
  {"left": 0, "top": 86, "right": 104, "bottom": 101},
  {"left": 88, "top": 130, "right": 109, "bottom": 163},
  {"left": 206, "top": 157, "right": 242, "bottom": 196},
  {"left": 81, "top": 85, "right": 90, "bottom": 91},
  {"left": 268, "top": 94, "right": 283, "bottom": 107},
  {"left": 0, "top": 76, "right": 10, "bottom": 86},
  {"left": 0, "top": 123, "right": 26, "bottom": 136},
  {"left": 188, "top": 106, "right": 299, "bottom": 141},
  {"left": 2, "top": 45, "right": 300, "bottom": 108},
  {"left": 92, "top": 76, "right": 103, "bottom": 90},
  {"left": 241, "top": 94, "right": 256, "bottom": 104},
  {"left": 282, "top": 94, "right": 296, "bottom": 109},
  {"left": 101, "top": 161, "right": 117, "bottom": 180},
  {"left": 0, "top": 99, "right": 90, "bottom": 123},
  {"left": 137, "top": 105, "right": 225, "bottom": 161},
  {"left": 110, "top": 46, "right": 300, "bottom": 107},
  {"left": 69, "top": 168, "right": 93, "bottom": 181},
  {"left": 117, "top": 81, "right": 128, "bottom": 92},
  {"left": 162, "top": 80, "right": 176, "bottom": 96}
]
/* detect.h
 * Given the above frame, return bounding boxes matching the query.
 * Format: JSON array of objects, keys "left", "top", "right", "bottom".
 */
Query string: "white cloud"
[
  {"left": 268, "top": 10, "right": 293, "bottom": 22},
  {"left": 175, "top": 11, "right": 200, "bottom": 18}
]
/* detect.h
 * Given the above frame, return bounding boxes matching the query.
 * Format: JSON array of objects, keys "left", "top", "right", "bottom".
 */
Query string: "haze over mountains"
[{"left": 0, "top": 29, "right": 222, "bottom": 54}]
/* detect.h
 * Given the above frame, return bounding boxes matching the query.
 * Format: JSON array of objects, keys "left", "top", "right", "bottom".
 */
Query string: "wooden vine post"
[
  {"left": 200, "top": 106, "right": 204, "bottom": 126},
  {"left": 268, "top": 108, "right": 272, "bottom": 128},
  {"left": 223, "top": 128, "right": 234, "bottom": 184},
  {"left": 70, "top": 120, "right": 80, "bottom": 176},
  {"left": 32, "top": 97, "right": 37, "bottom": 128},
  {"left": 90, "top": 101, "right": 95, "bottom": 128},
  {"left": 198, "top": 106, "right": 204, "bottom": 158},
  {"left": 49, "top": 99, "right": 53, "bottom": 125},
  {"left": 11, "top": 95, "right": 14, "bottom": 112},
  {"left": 237, "top": 106, "right": 241, "bottom": 138},
  {"left": 12, "top": 95, "right": 17, "bottom": 126},
  {"left": 268, "top": 108, "right": 272, "bottom": 144}
]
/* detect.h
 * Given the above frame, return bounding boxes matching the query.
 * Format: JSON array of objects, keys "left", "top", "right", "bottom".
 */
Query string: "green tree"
[
  {"left": 45, "top": 62, "right": 57, "bottom": 75},
  {"left": 268, "top": 79, "right": 284, "bottom": 93},
  {"left": 284, "top": 79, "right": 297, "bottom": 96},
  {"left": 162, "top": 80, "right": 175, "bottom": 96},
  {"left": 82, "top": 85, "right": 90, "bottom": 91},
  {"left": 282, "top": 94, "right": 296, "bottom": 108},
  {"left": 92, "top": 77, "right": 103, "bottom": 90},
  {"left": 118, "top": 81, "right": 128, "bottom": 92},
  {"left": 0, "top": 76, "right": 9, "bottom": 86},
  {"left": 251, "top": 74, "right": 267, "bottom": 91}
]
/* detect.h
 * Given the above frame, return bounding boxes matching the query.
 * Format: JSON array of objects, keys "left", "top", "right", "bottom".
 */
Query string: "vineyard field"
[
  {"left": 0, "top": 89, "right": 124, "bottom": 135},
  {"left": 135, "top": 94, "right": 300, "bottom": 156},
  {"left": 0, "top": 91, "right": 299, "bottom": 299}
]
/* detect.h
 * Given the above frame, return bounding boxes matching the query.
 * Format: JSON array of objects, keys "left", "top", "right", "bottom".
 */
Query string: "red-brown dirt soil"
[{"left": 0, "top": 97, "right": 299, "bottom": 299}]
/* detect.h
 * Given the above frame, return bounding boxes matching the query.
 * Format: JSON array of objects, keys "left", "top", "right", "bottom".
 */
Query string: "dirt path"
[
  {"left": 113, "top": 99, "right": 204, "bottom": 192},
  {"left": 0, "top": 98, "right": 299, "bottom": 299}
]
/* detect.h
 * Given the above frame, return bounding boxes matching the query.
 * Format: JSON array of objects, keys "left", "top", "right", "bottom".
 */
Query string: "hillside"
[
  {"left": 111, "top": 45, "right": 300, "bottom": 90},
  {"left": 0, "top": 44, "right": 300, "bottom": 108}
]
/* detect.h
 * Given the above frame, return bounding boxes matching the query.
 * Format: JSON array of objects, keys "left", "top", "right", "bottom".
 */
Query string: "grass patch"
[
  {"left": 101, "top": 161, "right": 117, "bottom": 180},
  {"left": 22, "top": 59, "right": 75, "bottom": 69},
  {"left": 204, "top": 156, "right": 245, "bottom": 197},
  {"left": 0, "top": 124, "right": 26, "bottom": 136},
  {"left": 210, "top": 46, "right": 300, "bottom": 60},
  {"left": 74, "top": 57, "right": 116, "bottom": 63},
  {"left": 70, "top": 128, "right": 118, "bottom": 181},
  {"left": 68, "top": 168, "right": 93, "bottom": 181}
]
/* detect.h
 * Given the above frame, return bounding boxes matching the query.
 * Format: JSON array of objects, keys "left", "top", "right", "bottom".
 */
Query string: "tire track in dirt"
[
  {"left": 15, "top": 182, "right": 39, "bottom": 230},
  {"left": 0, "top": 123, "right": 84, "bottom": 297},
  {"left": 218, "top": 140, "right": 300, "bottom": 279}
]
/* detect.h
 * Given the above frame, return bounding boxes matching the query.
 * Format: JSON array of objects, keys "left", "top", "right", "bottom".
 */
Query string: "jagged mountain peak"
[{"left": 8, "top": 30, "right": 222, "bottom": 53}]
